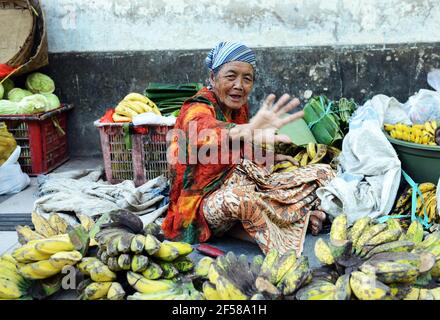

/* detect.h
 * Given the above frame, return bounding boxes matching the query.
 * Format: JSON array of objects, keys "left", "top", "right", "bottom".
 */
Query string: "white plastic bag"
[
  {"left": 316, "top": 95, "right": 401, "bottom": 224},
  {"left": 0, "top": 146, "right": 30, "bottom": 195},
  {"left": 407, "top": 89, "right": 440, "bottom": 124}
]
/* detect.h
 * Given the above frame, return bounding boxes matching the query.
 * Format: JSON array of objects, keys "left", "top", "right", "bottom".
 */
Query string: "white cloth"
[
  {"left": 34, "top": 170, "right": 169, "bottom": 225},
  {"left": 0, "top": 146, "right": 30, "bottom": 195},
  {"left": 316, "top": 95, "right": 402, "bottom": 225},
  {"left": 132, "top": 113, "right": 176, "bottom": 126}
]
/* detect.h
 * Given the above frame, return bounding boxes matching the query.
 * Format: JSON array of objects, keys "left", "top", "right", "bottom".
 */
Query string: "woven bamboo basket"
[{"left": 1, "top": 0, "right": 48, "bottom": 75}]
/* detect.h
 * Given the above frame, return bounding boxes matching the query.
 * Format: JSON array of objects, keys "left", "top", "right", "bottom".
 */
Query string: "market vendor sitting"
[{"left": 162, "top": 41, "right": 335, "bottom": 255}]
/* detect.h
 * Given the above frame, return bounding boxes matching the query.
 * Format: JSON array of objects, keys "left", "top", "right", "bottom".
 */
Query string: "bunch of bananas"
[
  {"left": 270, "top": 142, "right": 341, "bottom": 173},
  {"left": 76, "top": 257, "right": 126, "bottom": 300},
  {"left": 11, "top": 233, "right": 82, "bottom": 281},
  {"left": 16, "top": 212, "right": 96, "bottom": 246},
  {"left": 384, "top": 121, "right": 439, "bottom": 145},
  {"left": 393, "top": 182, "right": 438, "bottom": 224},
  {"left": 0, "top": 254, "right": 32, "bottom": 300},
  {"left": 193, "top": 249, "right": 312, "bottom": 300},
  {"left": 113, "top": 93, "right": 161, "bottom": 122},
  {"left": 312, "top": 214, "right": 440, "bottom": 300},
  {"left": 77, "top": 212, "right": 198, "bottom": 300}
]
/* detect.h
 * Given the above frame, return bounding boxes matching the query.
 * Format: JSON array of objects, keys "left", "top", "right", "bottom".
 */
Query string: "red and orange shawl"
[{"left": 162, "top": 87, "right": 249, "bottom": 243}]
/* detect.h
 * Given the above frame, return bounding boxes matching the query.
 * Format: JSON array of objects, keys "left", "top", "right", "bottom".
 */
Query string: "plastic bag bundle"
[
  {"left": 0, "top": 146, "right": 30, "bottom": 195},
  {"left": 407, "top": 70, "right": 440, "bottom": 124},
  {"left": 0, "top": 122, "right": 17, "bottom": 166}
]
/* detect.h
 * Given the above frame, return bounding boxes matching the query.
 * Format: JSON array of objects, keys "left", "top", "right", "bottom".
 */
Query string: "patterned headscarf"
[{"left": 205, "top": 41, "right": 256, "bottom": 73}]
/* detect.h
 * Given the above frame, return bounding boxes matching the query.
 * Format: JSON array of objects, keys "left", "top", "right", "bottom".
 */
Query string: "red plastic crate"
[
  {"left": 95, "top": 121, "right": 173, "bottom": 186},
  {"left": 0, "top": 105, "right": 73, "bottom": 175}
]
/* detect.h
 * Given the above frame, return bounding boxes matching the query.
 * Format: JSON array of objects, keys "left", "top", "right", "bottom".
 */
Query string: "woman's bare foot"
[{"left": 309, "top": 210, "right": 326, "bottom": 236}]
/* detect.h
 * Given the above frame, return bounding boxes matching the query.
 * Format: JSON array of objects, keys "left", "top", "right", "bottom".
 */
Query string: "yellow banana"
[
  {"left": 19, "top": 260, "right": 60, "bottom": 279},
  {"left": 35, "top": 238, "right": 75, "bottom": 255},
  {"left": 203, "top": 281, "right": 221, "bottom": 300},
  {"left": 127, "top": 271, "right": 175, "bottom": 294},
  {"left": 107, "top": 282, "right": 126, "bottom": 300},
  {"left": 277, "top": 256, "right": 310, "bottom": 296},
  {"left": 274, "top": 251, "right": 297, "bottom": 284},
  {"left": 0, "top": 278, "right": 23, "bottom": 299},
  {"left": 349, "top": 271, "right": 390, "bottom": 300},
  {"left": 83, "top": 282, "right": 112, "bottom": 300},
  {"left": 314, "top": 238, "right": 335, "bottom": 265},
  {"left": 48, "top": 213, "right": 69, "bottom": 234},
  {"left": 90, "top": 265, "right": 117, "bottom": 282},
  {"left": 384, "top": 124, "right": 395, "bottom": 132},
  {"left": 115, "top": 104, "right": 139, "bottom": 118},
  {"left": 349, "top": 217, "right": 371, "bottom": 247},
  {"left": 152, "top": 242, "right": 180, "bottom": 261},
  {"left": 142, "top": 262, "right": 163, "bottom": 280},
  {"left": 131, "top": 255, "right": 149, "bottom": 273},
  {"left": 194, "top": 256, "right": 214, "bottom": 278},
  {"left": 31, "top": 212, "right": 57, "bottom": 237},
  {"left": 120, "top": 100, "right": 145, "bottom": 114},
  {"left": 12, "top": 244, "right": 52, "bottom": 263},
  {"left": 425, "top": 121, "right": 435, "bottom": 135},
  {"left": 300, "top": 152, "right": 309, "bottom": 167},
  {"left": 306, "top": 142, "right": 317, "bottom": 159},
  {"left": 15, "top": 225, "right": 44, "bottom": 245},
  {"left": 215, "top": 276, "right": 248, "bottom": 300},
  {"left": 330, "top": 214, "right": 348, "bottom": 242},
  {"left": 164, "top": 241, "right": 193, "bottom": 256},
  {"left": 76, "top": 213, "right": 95, "bottom": 232},
  {"left": 77, "top": 257, "right": 104, "bottom": 276},
  {"left": 400, "top": 220, "right": 424, "bottom": 243},
  {"left": 112, "top": 113, "right": 132, "bottom": 122},
  {"left": 49, "top": 250, "right": 83, "bottom": 269}
]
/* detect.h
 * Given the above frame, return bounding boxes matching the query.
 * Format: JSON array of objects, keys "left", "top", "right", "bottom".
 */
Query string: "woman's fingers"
[
  {"left": 276, "top": 97, "right": 301, "bottom": 116},
  {"left": 261, "top": 94, "right": 276, "bottom": 110},
  {"left": 274, "top": 134, "right": 292, "bottom": 144},
  {"left": 272, "top": 94, "right": 291, "bottom": 113},
  {"left": 279, "top": 110, "right": 305, "bottom": 127}
]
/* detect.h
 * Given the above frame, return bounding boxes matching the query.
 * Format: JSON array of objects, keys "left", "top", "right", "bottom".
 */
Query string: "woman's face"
[{"left": 209, "top": 61, "right": 254, "bottom": 110}]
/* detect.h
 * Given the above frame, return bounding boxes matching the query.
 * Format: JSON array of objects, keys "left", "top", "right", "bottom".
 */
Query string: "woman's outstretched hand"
[{"left": 249, "top": 94, "right": 304, "bottom": 145}]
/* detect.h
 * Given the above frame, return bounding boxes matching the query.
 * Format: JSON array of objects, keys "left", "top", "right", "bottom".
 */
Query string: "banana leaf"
[
  {"left": 145, "top": 83, "right": 203, "bottom": 102},
  {"left": 304, "top": 96, "right": 343, "bottom": 145}
]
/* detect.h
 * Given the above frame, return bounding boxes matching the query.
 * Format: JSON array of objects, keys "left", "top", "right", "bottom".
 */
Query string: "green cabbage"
[
  {"left": 0, "top": 84, "right": 3, "bottom": 100},
  {"left": 43, "top": 93, "right": 61, "bottom": 111},
  {"left": 7, "top": 88, "right": 33, "bottom": 102},
  {"left": 25, "top": 72, "right": 55, "bottom": 94},
  {"left": 17, "top": 94, "right": 49, "bottom": 114},
  {"left": 2, "top": 78, "right": 14, "bottom": 96},
  {"left": 0, "top": 100, "right": 18, "bottom": 115}
]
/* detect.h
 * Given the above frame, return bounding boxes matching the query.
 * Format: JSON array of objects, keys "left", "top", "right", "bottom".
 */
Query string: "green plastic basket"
[{"left": 386, "top": 133, "right": 440, "bottom": 184}]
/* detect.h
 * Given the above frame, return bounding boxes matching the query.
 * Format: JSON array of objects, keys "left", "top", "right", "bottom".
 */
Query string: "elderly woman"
[{"left": 162, "top": 42, "right": 334, "bottom": 255}]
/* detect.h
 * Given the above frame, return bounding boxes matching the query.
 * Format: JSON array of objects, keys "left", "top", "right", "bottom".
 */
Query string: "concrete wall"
[{"left": 42, "top": 0, "right": 440, "bottom": 52}]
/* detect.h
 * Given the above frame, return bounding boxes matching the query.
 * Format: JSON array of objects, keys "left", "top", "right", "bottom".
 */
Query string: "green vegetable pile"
[{"left": 0, "top": 73, "right": 61, "bottom": 115}]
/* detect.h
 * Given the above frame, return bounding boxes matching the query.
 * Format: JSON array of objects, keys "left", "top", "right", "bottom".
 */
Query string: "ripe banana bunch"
[
  {"left": 197, "top": 251, "right": 262, "bottom": 300},
  {"left": 16, "top": 212, "right": 96, "bottom": 247},
  {"left": 313, "top": 214, "right": 440, "bottom": 300},
  {"left": 385, "top": 121, "right": 439, "bottom": 145},
  {"left": 0, "top": 254, "right": 32, "bottom": 300},
  {"left": 393, "top": 183, "right": 438, "bottom": 223},
  {"left": 194, "top": 249, "right": 312, "bottom": 300},
  {"left": 271, "top": 142, "right": 341, "bottom": 173},
  {"left": 11, "top": 233, "right": 82, "bottom": 281},
  {"left": 113, "top": 92, "right": 161, "bottom": 122}
]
